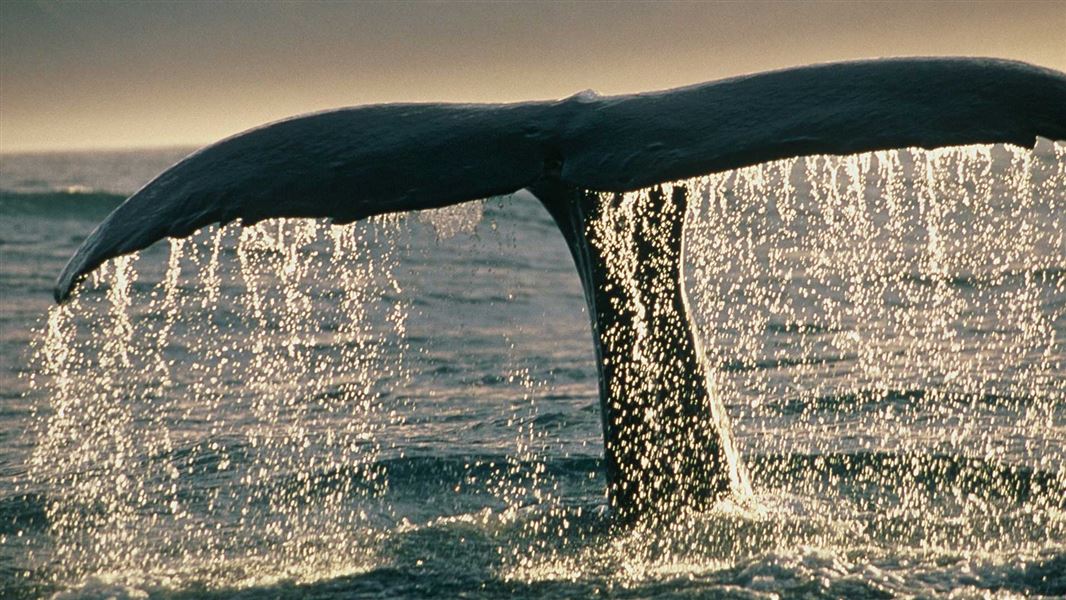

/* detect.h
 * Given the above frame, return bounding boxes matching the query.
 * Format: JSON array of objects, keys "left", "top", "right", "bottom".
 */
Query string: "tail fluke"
[{"left": 56, "top": 57, "right": 1066, "bottom": 302}]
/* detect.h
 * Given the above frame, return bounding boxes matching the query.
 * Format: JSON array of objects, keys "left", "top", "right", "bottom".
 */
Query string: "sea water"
[{"left": 0, "top": 143, "right": 1063, "bottom": 598}]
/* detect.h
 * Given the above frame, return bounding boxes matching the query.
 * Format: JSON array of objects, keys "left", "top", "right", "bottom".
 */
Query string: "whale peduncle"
[{"left": 531, "top": 180, "right": 748, "bottom": 524}]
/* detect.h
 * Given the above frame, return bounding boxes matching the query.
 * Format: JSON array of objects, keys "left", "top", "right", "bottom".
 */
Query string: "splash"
[
  {"left": 21, "top": 142, "right": 1066, "bottom": 597},
  {"left": 29, "top": 216, "right": 412, "bottom": 589},
  {"left": 505, "top": 142, "right": 1064, "bottom": 588},
  {"left": 418, "top": 199, "right": 485, "bottom": 240}
]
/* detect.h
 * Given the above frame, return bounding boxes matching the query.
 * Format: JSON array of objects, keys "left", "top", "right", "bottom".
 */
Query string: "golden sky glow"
[{"left": 1, "top": 1, "right": 1064, "bottom": 152}]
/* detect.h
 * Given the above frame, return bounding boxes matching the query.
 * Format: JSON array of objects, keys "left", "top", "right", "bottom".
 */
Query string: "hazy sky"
[{"left": 2, "top": 1, "right": 1064, "bottom": 152}]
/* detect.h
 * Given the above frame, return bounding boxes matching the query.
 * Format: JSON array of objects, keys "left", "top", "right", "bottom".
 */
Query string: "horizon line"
[{"left": 0, "top": 142, "right": 204, "bottom": 157}]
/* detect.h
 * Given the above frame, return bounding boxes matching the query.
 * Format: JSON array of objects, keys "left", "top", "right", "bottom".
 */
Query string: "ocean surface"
[{"left": 0, "top": 144, "right": 1063, "bottom": 599}]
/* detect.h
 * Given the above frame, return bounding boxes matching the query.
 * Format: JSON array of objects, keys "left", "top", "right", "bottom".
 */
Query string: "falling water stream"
[{"left": 3, "top": 142, "right": 1064, "bottom": 598}]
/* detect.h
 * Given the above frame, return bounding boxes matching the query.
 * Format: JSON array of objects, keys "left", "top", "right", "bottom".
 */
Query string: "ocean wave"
[
  {"left": 760, "top": 388, "right": 1057, "bottom": 416},
  {"left": 76, "top": 444, "right": 1060, "bottom": 514},
  {"left": 749, "top": 451, "right": 1065, "bottom": 504},
  {"left": 256, "top": 453, "right": 605, "bottom": 502},
  {"left": 20, "top": 449, "right": 1065, "bottom": 599},
  {"left": 719, "top": 354, "right": 855, "bottom": 374},
  {"left": 899, "top": 268, "right": 1066, "bottom": 289},
  {"left": 0, "top": 492, "right": 47, "bottom": 535},
  {"left": 0, "top": 190, "right": 124, "bottom": 219}
]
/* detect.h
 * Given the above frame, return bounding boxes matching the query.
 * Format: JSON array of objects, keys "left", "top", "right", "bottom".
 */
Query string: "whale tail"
[
  {"left": 53, "top": 58, "right": 1066, "bottom": 519},
  {"left": 56, "top": 58, "right": 1066, "bottom": 303}
]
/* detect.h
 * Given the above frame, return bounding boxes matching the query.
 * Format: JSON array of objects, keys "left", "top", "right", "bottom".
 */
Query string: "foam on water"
[{"left": 11, "top": 143, "right": 1066, "bottom": 598}]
